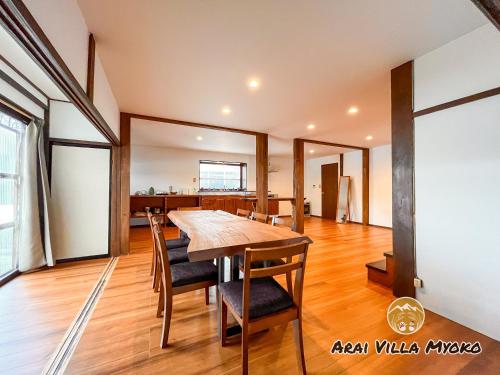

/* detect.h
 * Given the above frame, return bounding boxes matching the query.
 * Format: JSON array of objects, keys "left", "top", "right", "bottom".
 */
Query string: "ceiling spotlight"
[
  {"left": 365, "top": 135, "right": 373, "bottom": 141},
  {"left": 348, "top": 106, "right": 359, "bottom": 114},
  {"left": 196, "top": 136, "right": 203, "bottom": 141},
  {"left": 221, "top": 106, "right": 231, "bottom": 115},
  {"left": 248, "top": 79, "right": 260, "bottom": 90},
  {"left": 307, "top": 123, "right": 315, "bottom": 130},
  {"left": 309, "top": 149, "right": 315, "bottom": 154}
]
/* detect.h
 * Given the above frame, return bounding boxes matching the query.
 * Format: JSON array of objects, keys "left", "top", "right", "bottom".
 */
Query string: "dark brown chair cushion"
[
  {"left": 238, "top": 257, "right": 285, "bottom": 269},
  {"left": 170, "top": 261, "right": 218, "bottom": 287},
  {"left": 219, "top": 277, "right": 293, "bottom": 319},
  {"left": 167, "top": 247, "right": 189, "bottom": 264},
  {"left": 166, "top": 237, "right": 190, "bottom": 249}
]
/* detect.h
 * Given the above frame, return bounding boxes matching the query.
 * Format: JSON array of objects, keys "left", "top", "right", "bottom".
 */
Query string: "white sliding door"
[{"left": 50, "top": 145, "right": 110, "bottom": 260}]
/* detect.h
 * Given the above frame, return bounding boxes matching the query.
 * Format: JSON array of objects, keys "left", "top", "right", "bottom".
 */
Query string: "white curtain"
[{"left": 18, "top": 120, "right": 53, "bottom": 272}]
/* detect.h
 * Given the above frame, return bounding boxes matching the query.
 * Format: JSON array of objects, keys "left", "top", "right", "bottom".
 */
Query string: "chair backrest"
[
  {"left": 250, "top": 211, "right": 269, "bottom": 224},
  {"left": 178, "top": 206, "right": 202, "bottom": 211},
  {"left": 147, "top": 212, "right": 156, "bottom": 251},
  {"left": 236, "top": 208, "right": 250, "bottom": 218},
  {"left": 152, "top": 217, "right": 173, "bottom": 291},
  {"left": 241, "top": 240, "right": 309, "bottom": 320},
  {"left": 271, "top": 216, "right": 292, "bottom": 228}
]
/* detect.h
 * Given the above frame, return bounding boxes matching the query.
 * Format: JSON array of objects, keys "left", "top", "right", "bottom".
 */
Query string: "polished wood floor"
[
  {"left": 1, "top": 218, "right": 499, "bottom": 374},
  {"left": 0, "top": 258, "right": 109, "bottom": 374}
]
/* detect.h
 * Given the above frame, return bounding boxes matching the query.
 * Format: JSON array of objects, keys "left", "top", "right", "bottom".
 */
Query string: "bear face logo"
[{"left": 387, "top": 297, "right": 425, "bottom": 335}]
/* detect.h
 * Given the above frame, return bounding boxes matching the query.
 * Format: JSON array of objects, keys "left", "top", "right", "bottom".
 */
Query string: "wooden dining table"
[{"left": 167, "top": 209, "right": 312, "bottom": 337}]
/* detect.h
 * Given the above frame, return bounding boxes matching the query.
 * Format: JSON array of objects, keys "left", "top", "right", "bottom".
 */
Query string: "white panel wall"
[
  {"left": 268, "top": 156, "right": 293, "bottom": 216},
  {"left": 49, "top": 100, "right": 107, "bottom": 142},
  {"left": 414, "top": 24, "right": 500, "bottom": 111},
  {"left": 369, "top": 145, "right": 392, "bottom": 227},
  {"left": 305, "top": 155, "right": 340, "bottom": 217},
  {"left": 414, "top": 24, "right": 500, "bottom": 340},
  {"left": 131, "top": 145, "right": 256, "bottom": 194},
  {"left": 50, "top": 146, "right": 110, "bottom": 260},
  {"left": 94, "top": 52, "right": 120, "bottom": 138}
]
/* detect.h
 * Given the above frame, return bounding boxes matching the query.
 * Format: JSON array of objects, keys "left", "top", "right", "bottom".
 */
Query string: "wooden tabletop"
[{"left": 167, "top": 210, "right": 312, "bottom": 261}]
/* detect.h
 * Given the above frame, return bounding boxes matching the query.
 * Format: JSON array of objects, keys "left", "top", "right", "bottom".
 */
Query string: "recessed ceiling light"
[
  {"left": 307, "top": 123, "right": 315, "bottom": 130},
  {"left": 248, "top": 79, "right": 260, "bottom": 90},
  {"left": 309, "top": 149, "right": 315, "bottom": 154},
  {"left": 365, "top": 135, "right": 373, "bottom": 141},
  {"left": 196, "top": 136, "right": 203, "bottom": 141},
  {"left": 221, "top": 106, "right": 231, "bottom": 115},
  {"left": 348, "top": 106, "right": 359, "bottom": 114}
]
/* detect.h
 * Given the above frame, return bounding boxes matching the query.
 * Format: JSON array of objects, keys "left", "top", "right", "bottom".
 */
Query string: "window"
[
  {"left": 0, "top": 110, "right": 25, "bottom": 279},
  {"left": 199, "top": 160, "right": 247, "bottom": 191}
]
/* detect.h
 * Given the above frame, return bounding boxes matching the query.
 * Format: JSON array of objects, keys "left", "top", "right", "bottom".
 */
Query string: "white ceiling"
[{"left": 78, "top": 0, "right": 487, "bottom": 148}]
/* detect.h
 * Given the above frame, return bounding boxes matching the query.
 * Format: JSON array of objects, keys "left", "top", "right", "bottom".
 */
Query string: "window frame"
[
  {"left": 0, "top": 104, "right": 27, "bottom": 283},
  {"left": 198, "top": 160, "right": 248, "bottom": 192}
]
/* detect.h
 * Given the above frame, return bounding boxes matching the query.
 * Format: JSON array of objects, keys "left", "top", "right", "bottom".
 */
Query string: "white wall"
[
  {"left": 269, "top": 156, "right": 294, "bottom": 216},
  {"left": 131, "top": 145, "right": 256, "bottom": 194},
  {"left": 94, "top": 52, "right": 120, "bottom": 138},
  {"left": 50, "top": 146, "right": 110, "bottom": 260},
  {"left": 369, "top": 145, "right": 392, "bottom": 227},
  {"left": 414, "top": 24, "right": 500, "bottom": 341},
  {"left": 343, "top": 151, "right": 363, "bottom": 223},
  {"left": 305, "top": 155, "right": 340, "bottom": 217}
]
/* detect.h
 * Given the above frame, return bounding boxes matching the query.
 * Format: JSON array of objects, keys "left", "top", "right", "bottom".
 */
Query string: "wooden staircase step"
[
  {"left": 366, "top": 259, "right": 387, "bottom": 272},
  {"left": 366, "top": 251, "right": 393, "bottom": 288}
]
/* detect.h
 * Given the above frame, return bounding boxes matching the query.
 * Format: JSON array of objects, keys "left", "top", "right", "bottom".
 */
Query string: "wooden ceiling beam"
[
  {"left": 470, "top": 0, "right": 500, "bottom": 31},
  {"left": 297, "top": 138, "right": 367, "bottom": 151}
]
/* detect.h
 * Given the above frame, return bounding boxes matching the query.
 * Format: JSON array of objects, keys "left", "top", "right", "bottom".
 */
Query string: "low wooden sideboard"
[{"left": 130, "top": 194, "right": 279, "bottom": 226}]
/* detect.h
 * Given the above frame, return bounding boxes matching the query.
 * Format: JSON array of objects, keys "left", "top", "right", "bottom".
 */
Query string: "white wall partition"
[
  {"left": 414, "top": 24, "right": 500, "bottom": 340},
  {"left": 343, "top": 150, "right": 363, "bottom": 223},
  {"left": 369, "top": 145, "right": 392, "bottom": 228},
  {"left": 50, "top": 145, "right": 110, "bottom": 260}
]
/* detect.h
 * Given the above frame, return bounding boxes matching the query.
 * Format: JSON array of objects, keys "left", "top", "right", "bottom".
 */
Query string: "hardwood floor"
[
  {"left": 0, "top": 258, "right": 109, "bottom": 374},
  {"left": 1, "top": 218, "right": 499, "bottom": 374}
]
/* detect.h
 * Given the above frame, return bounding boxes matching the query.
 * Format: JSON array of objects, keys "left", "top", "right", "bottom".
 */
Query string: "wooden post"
[
  {"left": 110, "top": 145, "right": 121, "bottom": 257},
  {"left": 255, "top": 133, "right": 268, "bottom": 214},
  {"left": 120, "top": 113, "right": 131, "bottom": 255},
  {"left": 292, "top": 139, "right": 304, "bottom": 234},
  {"left": 391, "top": 61, "right": 416, "bottom": 298},
  {"left": 362, "top": 149, "right": 369, "bottom": 226},
  {"left": 86, "top": 34, "right": 95, "bottom": 101},
  {"left": 339, "top": 153, "right": 344, "bottom": 176}
]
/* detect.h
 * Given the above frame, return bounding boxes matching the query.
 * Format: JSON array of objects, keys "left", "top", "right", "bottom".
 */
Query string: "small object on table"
[{"left": 148, "top": 186, "right": 155, "bottom": 195}]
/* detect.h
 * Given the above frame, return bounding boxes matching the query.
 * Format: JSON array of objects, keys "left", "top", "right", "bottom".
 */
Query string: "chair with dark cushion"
[
  {"left": 250, "top": 211, "right": 269, "bottom": 223},
  {"left": 167, "top": 246, "right": 190, "bottom": 265},
  {"left": 153, "top": 219, "right": 218, "bottom": 348},
  {"left": 219, "top": 240, "right": 310, "bottom": 375}
]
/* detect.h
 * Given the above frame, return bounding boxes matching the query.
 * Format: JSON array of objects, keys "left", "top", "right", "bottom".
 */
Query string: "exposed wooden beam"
[
  {"left": 470, "top": 0, "right": 500, "bottom": 31},
  {"left": 292, "top": 138, "right": 304, "bottom": 234},
  {"left": 362, "top": 149, "right": 369, "bottom": 226},
  {"left": 297, "top": 138, "right": 367, "bottom": 151},
  {"left": 124, "top": 112, "right": 265, "bottom": 137},
  {"left": 120, "top": 113, "right": 131, "bottom": 255},
  {"left": 255, "top": 133, "right": 268, "bottom": 214},
  {"left": 86, "top": 34, "right": 95, "bottom": 102},
  {"left": 391, "top": 61, "right": 416, "bottom": 298},
  {"left": 413, "top": 86, "right": 500, "bottom": 117},
  {"left": 0, "top": 0, "right": 119, "bottom": 145},
  {"left": 339, "top": 153, "right": 344, "bottom": 176}
]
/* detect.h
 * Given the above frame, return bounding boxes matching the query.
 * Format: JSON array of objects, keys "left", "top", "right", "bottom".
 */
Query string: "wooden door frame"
[
  {"left": 321, "top": 162, "right": 339, "bottom": 220},
  {"left": 118, "top": 113, "right": 269, "bottom": 254},
  {"left": 292, "top": 138, "right": 369, "bottom": 234}
]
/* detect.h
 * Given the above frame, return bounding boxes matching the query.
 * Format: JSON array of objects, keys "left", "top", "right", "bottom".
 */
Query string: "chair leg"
[
  {"left": 157, "top": 282, "right": 164, "bottom": 318},
  {"left": 153, "top": 253, "right": 161, "bottom": 293},
  {"left": 241, "top": 323, "right": 249, "bottom": 375},
  {"left": 293, "top": 318, "right": 307, "bottom": 375},
  {"left": 150, "top": 247, "right": 155, "bottom": 276},
  {"left": 220, "top": 299, "right": 228, "bottom": 346},
  {"left": 160, "top": 290, "right": 173, "bottom": 348},
  {"left": 205, "top": 286, "right": 210, "bottom": 305}
]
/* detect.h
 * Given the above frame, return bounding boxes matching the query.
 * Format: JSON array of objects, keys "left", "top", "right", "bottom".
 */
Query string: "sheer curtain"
[{"left": 18, "top": 119, "right": 53, "bottom": 272}]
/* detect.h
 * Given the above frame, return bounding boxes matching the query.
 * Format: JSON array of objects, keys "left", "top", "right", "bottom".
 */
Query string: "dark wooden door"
[{"left": 321, "top": 163, "right": 339, "bottom": 219}]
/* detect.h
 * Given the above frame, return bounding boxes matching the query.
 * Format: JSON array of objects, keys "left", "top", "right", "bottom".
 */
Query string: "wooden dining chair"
[
  {"left": 236, "top": 208, "right": 250, "bottom": 218},
  {"left": 250, "top": 211, "right": 269, "bottom": 223},
  {"left": 271, "top": 216, "right": 293, "bottom": 227},
  {"left": 152, "top": 218, "right": 218, "bottom": 348},
  {"left": 148, "top": 212, "right": 190, "bottom": 292},
  {"left": 219, "top": 240, "right": 310, "bottom": 374}
]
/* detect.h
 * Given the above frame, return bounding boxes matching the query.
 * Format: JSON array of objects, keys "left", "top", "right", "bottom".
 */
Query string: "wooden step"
[{"left": 366, "top": 251, "right": 394, "bottom": 288}]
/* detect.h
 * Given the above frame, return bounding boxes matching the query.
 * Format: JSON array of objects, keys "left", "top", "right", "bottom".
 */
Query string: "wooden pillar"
[
  {"left": 391, "top": 61, "right": 416, "bottom": 298},
  {"left": 256, "top": 133, "right": 268, "bottom": 214},
  {"left": 292, "top": 139, "right": 304, "bottom": 233},
  {"left": 86, "top": 34, "right": 95, "bottom": 101},
  {"left": 120, "top": 113, "right": 131, "bottom": 255},
  {"left": 110, "top": 145, "right": 121, "bottom": 257},
  {"left": 339, "top": 153, "right": 344, "bottom": 176},
  {"left": 362, "top": 149, "right": 369, "bottom": 225}
]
